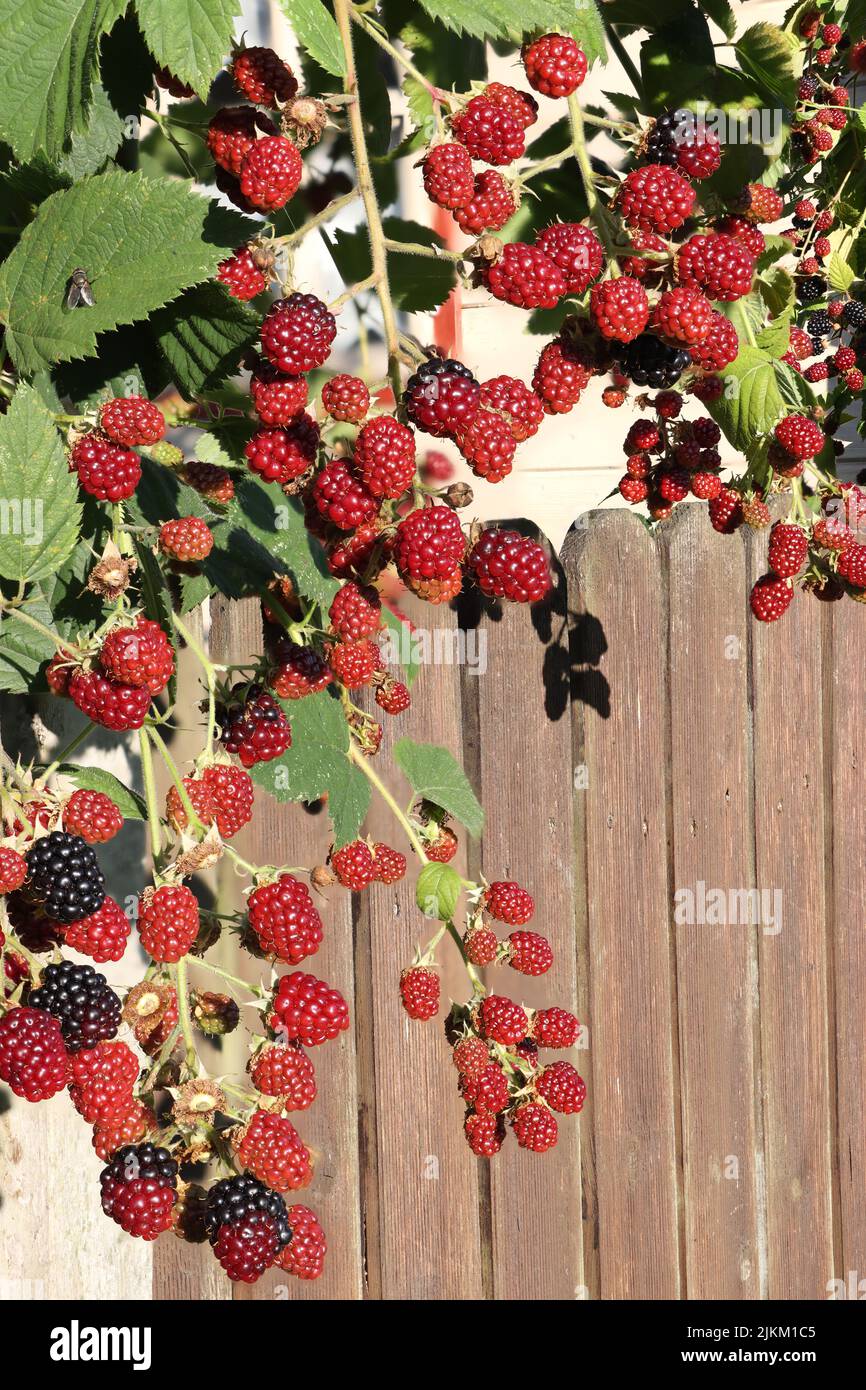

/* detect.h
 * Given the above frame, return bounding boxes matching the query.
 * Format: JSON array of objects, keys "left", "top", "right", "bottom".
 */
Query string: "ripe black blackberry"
[
  {"left": 842, "top": 299, "right": 866, "bottom": 330},
  {"left": 24, "top": 831, "right": 105, "bottom": 924},
  {"left": 806, "top": 310, "right": 832, "bottom": 338},
  {"left": 205, "top": 1173, "right": 292, "bottom": 1248},
  {"left": 644, "top": 109, "right": 688, "bottom": 165},
  {"left": 29, "top": 961, "right": 121, "bottom": 1052},
  {"left": 796, "top": 275, "right": 827, "bottom": 306},
  {"left": 613, "top": 333, "right": 691, "bottom": 389},
  {"left": 810, "top": 336, "right": 825, "bottom": 355}
]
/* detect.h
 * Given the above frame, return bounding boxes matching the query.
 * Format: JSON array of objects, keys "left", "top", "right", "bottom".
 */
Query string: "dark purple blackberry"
[
  {"left": 217, "top": 683, "right": 292, "bottom": 768},
  {"left": 613, "top": 333, "right": 691, "bottom": 389},
  {"left": 644, "top": 109, "right": 692, "bottom": 166},
  {"left": 810, "top": 336, "right": 825, "bottom": 354},
  {"left": 842, "top": 299, "right": 866, "bottom": 330},
  {"left": 100, "top": 1143, "right": 178, "bottom": 1239},
  {"left": 806, "top": 310, "right": 832, "bottom": 338},
  {"left": 24, "top": 831, "right": 105, "bottom": 924},
  {"left": 29, "top": 961, "right": 121, "bottom": 1052},
  {"left": 205, "top": 1173, "right": 292, "bottom": 1248},
  {"left": 403, "top": 357, "right": 480, "bottom": 438},
  {"left": 792, "top": 215, "right": 813, "bottom": 231},
  {"left": 796, "top": 275, "right": 827, "bottom": 305}
]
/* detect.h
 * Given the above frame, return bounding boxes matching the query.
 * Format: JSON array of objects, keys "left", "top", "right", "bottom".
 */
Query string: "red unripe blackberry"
[
  {"left": 833, "top": 347, "right": 857, "bottom": 372},
  {"left": 464, "top": 925, "right": 499, "bottom": 966},
  {"left": 465, "top": 1109, "right": 505, "bottom": 1156},
  {"left": 138, "top": 884, "right": 199, "bottom": 963},
  {"left": 484, "top": 880, "right": 534, "bottom": 924},
  {"left": 399, "top": 965, "right": 440, "bottom": 1021},
  {"left": 100, "top": 617, "right": 174, "bottom": 695},
  {"left": 245, "top": 416, "right": 319, "bottom": 484},
  {"left": 533, "top": 1005, "right": 579, "bottom": 1048},
  {"left": 321, "top": 374, "right": 370, "bottom": 424},
  {"left": 750, "top": 574, "right": 794, "bottom": 622},
  {"left": 70, "top": 434, "right": 141, "bottom": 502},
  {"left": 0, "top": 845, "right": 27, "bottom": 891},
  {"left": 249, "top": 1042, "right": 317, "bottom": 1109},
  {"left": 768, "top": 522, "right": 808, "bottom": 578},
  {"left": 372, "top": 843, "right": 407, "bottom": 884},
  {"left": 329, "top": 582, "right": 381, "bottom": 640},
  {"left": 624, "top": 419, "right": 661, "bottom": 453},
  {"left": 25, "top": 830, "right": 105, "bottom": 923},
  {"left": 202, "top": 763, "right": 254, "bottom": 839},
  {"left": 100, "top": 1142, "right": 177, "bottom": 1240},
  {"left": 619, "top": 476, "right": 648, "bottom": 503},
  {"left": 483, "top": 82, "right": 538, "bottom": 129},
  {"left": 312, "top": 459, "right": 377, "bottom": 531},
  {"left": 0, "top": 1006, "right": 69, "bottom": 1100},
  {"left": 183, "top": 460, "right": 235, "bottom": 504},
  {"left": 270, "top": 970, "right": 350, "bottom": 1046},
  {"left": 480, "top": 375, "right": 544, "bottom": 441},
  {"left": 468, "top": 529, "right": 552, "bottom": 604},
  {"left": 691, "top": 471, "right": 722, "bottom": 500},
  {"left": 422, "top": 142, "right": 474, "bottom": 209},
  {"left": 822, "top": 21, "right": 843, "bottom": 44},
  {"left": 512, "top": 1101, "right": 558, "bottom": 1152},
  {"left": 673, "top": 126, "right": 721, "bottom": 180},
  {"left": 248, "top": 874, "right": 324, "bottom": 964},
  {"left": 455, "top": 406, "right": 516, "bottom": 483},
  {"left": 232, "top": 45, "right": 298, "bottom": 107},
  {"left": 774, "top": 414, "right": 824, "bottom": 460},
  {"left": 626, "top": 453, "right": 652, "bottom": 479},
  {"left": 838, "top": 544, "right": 866, "bottom": 587},
  {"left": 404, "top": 358, "right": 480, "bottom": 438},
  {"left": 532, "top": 339, "right": 592, "bottom": 413},
  {"left": 522, "top": 33, "right": 587, "bottom": 98},
  {"left": 535, "top": 221, "right": 604, "bottom": 295},
  {"left": 618, "top": 164, "right": 696, "bottom": 235},
  {"left": 715, "top": 214, "right": 766, "bottom": 260},
  {"left": 217, "top": 245, "right": 267, "bottom": 300},
  {"left": 92, "top": 1099, "right": 156, "bottom": 1161},
  {"left": 240, "top": 135, "right": 302, "bottom": 210},
  {"left": 219, "top": 684, "right": 292, "bottom": 766},
  {"left": 690, "top": 311, "right": 740, "bottom": 371},
  {"left": 69, "top": 1039, "right": 139, "bottom": 1122},
  {"left": 250, "top": 361, "right": 308, "bottom": 425},
  {"left": 326, "top": 518, "right": 385, "bottom": 578},
  {"left": 99, "top": 396, "right": 164, "bottom": 447},
  {"left": 654, "top": 286, "right": 713, "bottom": 345},
  {"left": 394, "top": 504, "right": 466, "bottom": 580},
  {"left": 158, "top": 516, "right": 214, "bottom": 562},
  {"left": 261, "top": 293, "right": 336, "bottom": 374},
  {"left": 590, "top": 277, "right": 650, "bottom": 342},
  {"left": 329, "top": 638, "right": 379, "bottom": 690},
  {"left": 235, "top": 1110, "right": 313, "bottom": 1193},
  {"left": 207, "top": 106, "right": 275, "bottom": 176},
  {"left": 461, "top": 1060, "right": 510, "bottom": 1113},
  {"left": 676, "top": 233, "right": 756, "bottom": 301},
  {"left": 354, "top": 415, "right": 416, "bottom": 498},
  {"left": 507, "top": 930, "right": 552, "bottom": 976},
  {"left": 453, "top": 169, "right": 517, "bottom": 234},
  {"left": 453, "top": 1036, "right": 489, "bottom": 1077},
  {"left": 375, "top": 678, "right": 410, "bottom": 716},
  {"left": 427, "top": 826, "right": 459, "bottom": 862},
  {"left": 657, "top": 468, "right": 690, "bottom": 503},
  {"left": 270, "top": 641, "right": 333, "bottom": 699},
  {"left": 536, "top": 1060, "right": 586, "bottom": 1115},
  {"left": 60, "top": 895, "right": 130, "bottom": 963},
  {"left": 479, "top": 994, "right": 529, "bottom": 1045},
  {"left": 485, "top": 243, "right": 566, "bottom": 309},
  {"left": 165, "top": 775, "right": 215, "bottom": 833},
  {"left": 331, "top": 838, "right": 377, "bottom": 889},
  {"left": 845, "top": 368, "right": 864, "bottom": 391},
  {"left": 69, "top": 668, "right": 150, "bottom": 732},
  {"left": 29, "top": 960, "right": 121, "bottom": 1052},
  {"left": 206, "top": 1174, "right": 291, "bottom": 1281},
  {"left": 277, "top": 1204, "right": 326, "bottom": 1280},
  {"left": 451, "top": 96, "right": 524, "bottom": 164}
]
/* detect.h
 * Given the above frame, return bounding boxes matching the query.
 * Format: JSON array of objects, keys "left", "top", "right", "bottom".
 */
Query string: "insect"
[{"left": 66, "top": 268, "right": 95, "bottom": 308}]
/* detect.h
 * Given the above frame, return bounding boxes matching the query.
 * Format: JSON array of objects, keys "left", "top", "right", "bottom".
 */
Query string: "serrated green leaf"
[
  {"left": 57, "top": 83, "right": 125, "bottom": 180},
  {"left": 226, "top": 479, "right": 339, "bottom": 608},
  {"left": 278, "top": 0, "right": 345, "bottom": 77},
  {"left": 329, "top": 217, "right": 456, "bottom": 314},
  {"left": 0, "top": 170, "right": 257, "bottom": 376},
  {"left": 416, "top": 0, "right": 605, "bottom": 57},
  {"left": 0, "top": 385, "right": 81, "bottom": 583},
  {"left": 416, "top": 862, "right": 461, "bottom": 921},
  {"left": 698, "top": 0, "right": 736, "bottom": 39},
  {"left": 394, "top": 738, "right": 483, "bottom": 837},
  {"left": 828, "top": 251, "right": 856, "bottom": 293},
  {"left": 734, "top": 22, "right": 799, "bottom": 108},
  {"left": 150, "top": 282, "right": 261, "bottom": 397},
  {"left": 136, "top": 0, "right": 240, "bottom": 99},
  {"left": 0, "top": 591, "right": 57, "bottom": 693},
  {"left": 754, "top": 319, "right": 790, "bottom": 358},
  {"left": 706, "top": 344, "right": 788, "bottom": 456},
  {"left": 0, "top": 0, "right": 126, "bottom": 162},
  {"left": 758, "top": 265, "right": 795, "bottom": 321},
  {"left": 53, "top": 763, "right": 147, "bottom": 819}
]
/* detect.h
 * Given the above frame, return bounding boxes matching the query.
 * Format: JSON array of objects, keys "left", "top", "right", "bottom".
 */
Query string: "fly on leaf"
[{"left": 66, "top": 268, "right": 95, "bottom": 308}]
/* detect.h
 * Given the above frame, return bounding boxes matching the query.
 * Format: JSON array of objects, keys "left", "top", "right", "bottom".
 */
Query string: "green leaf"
[
  {"left": 734, "top": 23, "right": 800, "bottom": 108},
  {"left": 698, "top": 0, "right": 736, "bottom": 39},
  {"left": 706, "top": 345, "right": 788, "bottom": 456},
  {"left": 53, "top": 763, "right": 147, "bottom": 819},
  {"left": 0, "top": 591, "right": 57, "bottom": 693},
  {"left": 0, "top": 385, "right": 81, "bottom": 584},
  {"left": 758, "top": 265, "right": 795, "bottom": 321},
  {"left": 136, "top": 0, "right": 241, "bottom": 99},
  {"left": 226, "top": 479, "right": 339, "bottom": 608},
  {"left": 394, "top": 738, "right": 483, "bottom": 837},
  {"left": 278, "top": 0, "right": 345, "bottom": 77},
  {"left": 0, "top": 0, "right": 126, "bottom": 163},
  {"left": 0, "top": 170, "right": 257, "bottom": 376},
  {"left": 828, "top": 251, "right": 856, "bottom": 293},
  {"left": 416, "top": 0, "right": 605, "bottom": 56},
  {"left": 328, "top": 217, "right": 456, "bottom": 314},
  {"left": 754, "top": 319, "right": 790, "bottom": 358},
  {"left": 56, "top": 83, "right": 125, "bottom": 180},
  {"left": 416, "top": 862, "right": 461, "bottom": 921},
  {"left": 150, "top": 282, "right": 262, "bottom": 397}
]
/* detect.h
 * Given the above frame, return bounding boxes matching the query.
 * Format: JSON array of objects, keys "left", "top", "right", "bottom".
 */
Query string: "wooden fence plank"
[
  {"left": 749, "top": 552, "right": 835, "bottom": 1298},
  {"left": 666, "top": 506, "right": 762, "bottom": 1298},
  {"left": 563, "top": 511, "right": 681, "bottom": 1299},
  {"left": 475, "top": 548, "right": 584, "bottom": 1300}
]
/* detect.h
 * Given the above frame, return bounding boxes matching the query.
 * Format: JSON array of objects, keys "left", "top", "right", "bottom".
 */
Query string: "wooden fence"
[{"left": 2, "top": 503, "right": 865, "bottom": 1300}]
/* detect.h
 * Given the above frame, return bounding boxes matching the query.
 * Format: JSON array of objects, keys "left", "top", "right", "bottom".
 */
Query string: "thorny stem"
[
  {"left": 382, "top": 237, "right": 465, "bottom": 262},
  {"left": 602, "top": 14, "right": 644, "bottom": 100},
  {"left": 348, "top": 741, "right": 428, "bottom": 862},
  {"left": 329, "top": 271, "right": 380, "bottom": 311},
  {"left": 195, "top": 956, "right": 267, "bottom": 997},
  {"left": 349, "top": 4, "right": 448, "bottom": 101},
  {"left": 138, "top": 728, "right": 163, "bottom": 861},
  {"left": 171, "top": 612, "right": 217, "bottom": 756},
  {"left": 567, "top": 92, "right": 621, "bottom": 276},
  {"left": 174, "top": 956, "right": 199, "bottom": 1073},
  {"left": 34, "top": 722, "right": 96, "bottom": 788},
  {"left": 447, "top": 922, "right": 485, "bottom": 996},
  {"left": 275, "top": 187, "right": 360, "bottom": 245},
  {"left": 334, "top": 0, "right": 403, "bottom": 399},
  {"left": 147, "top": 725, "right": 203, "bottom": 833}
]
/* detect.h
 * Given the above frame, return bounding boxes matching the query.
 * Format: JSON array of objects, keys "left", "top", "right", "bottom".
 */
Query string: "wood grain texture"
[
  {"left": 665, "top": 507, "right": 762, "bottom": 1298},
  {"left": 563, "top": 511, "right": 680, "bottom": 1299}
]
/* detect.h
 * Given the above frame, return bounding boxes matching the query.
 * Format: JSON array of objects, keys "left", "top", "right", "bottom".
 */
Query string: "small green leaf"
[
  {"left": 416, "top": 862, "right": 461, "bottom": 921},
  {"left": 0, "top": 385, "right": 81, "bottom": 584},
  {"left": 755, "top": 319, "right": 790, "bottom": 358},
  {"left": 278, "top": 0, "right": 346, "bottom": 78},
  {"left": 394, "top": 738, "right": 483, "bottom": 837},
  {"left": 758, "top": 265, "right": 795, "bottom": 321},
  {"left": 0, "top": 591, "right": 57, "bottom": 693},
  {"left": 734, "top": 23, "right": 800, "bottom": 108},
  {"left": 136, "top": 0, "right": 241, "bottom": 100},
  {"left": 706, "top": 345, "right": 789, "bottom": 456},
  {"left": 828, "top": 250, "right": 856, "bottom": 293},
  {"left": 54, "top": 764, "right": 147, "bottom": 819}
]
